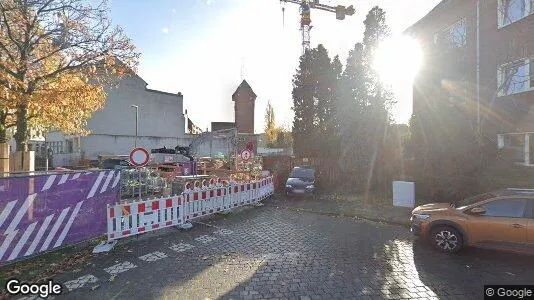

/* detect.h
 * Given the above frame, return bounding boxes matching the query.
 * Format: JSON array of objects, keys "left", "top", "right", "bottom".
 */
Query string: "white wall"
[
  {"left": 81, "top": 135, "right": 192, "bottom": 159},
  {"left": 7, "top": 129, "right": 45, "bottom": 154},
  {"left": 44, "top": 74, "right": 189, "bottom": 167},
  {"left": 42, "top": 75, "right": 245, "bottom": 167},
  {"left": 193, "top": 138, "right": 233, "bottom": 158},
  {"left": 46, "top": 132, "right": 236, "bottom": 167},
  {"left": 46, "top": 131, "right": 68, "bottom": 142},
  {"left": 88, "top": 75, "right": 185, "bottom": 138}
]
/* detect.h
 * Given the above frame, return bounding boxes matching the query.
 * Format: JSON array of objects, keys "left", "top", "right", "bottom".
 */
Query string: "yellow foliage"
[
  {"left": 0, "top": 39, "right": 109, "bottom": 135},
  {"left": 0, "top": 0, "right": 139, "bottom": 146},
  {"left": 29, "top": 71, "right": 107, "bottom": 135},
  {"left": 264, "top": 101, "right": 278, "bottom": 146}
]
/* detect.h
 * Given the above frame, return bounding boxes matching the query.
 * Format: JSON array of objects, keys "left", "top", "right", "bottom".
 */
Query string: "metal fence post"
[
  {"left": 118, "top": 169, "right": 122, "bottom": 204},
  {"left": 138, "top": 167, "right": 141, "bottom": 201}
]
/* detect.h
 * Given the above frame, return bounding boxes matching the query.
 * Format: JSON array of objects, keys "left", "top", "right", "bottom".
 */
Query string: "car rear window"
[{"left": 289, "top": 168, "right": 315, "bottom": 181}]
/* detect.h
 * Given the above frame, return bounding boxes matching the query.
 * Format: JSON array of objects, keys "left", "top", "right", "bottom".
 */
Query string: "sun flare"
[{"left": 373, "top": 35, "right": 423, "bottom": 86}]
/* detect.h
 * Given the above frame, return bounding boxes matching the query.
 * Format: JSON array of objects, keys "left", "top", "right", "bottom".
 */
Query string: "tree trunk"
[
  {"left": 14, "top": 104, "right": 28, "bottom": 152},
  {"left": 0, "top": 108, "right": 7, "bottom": 143}
]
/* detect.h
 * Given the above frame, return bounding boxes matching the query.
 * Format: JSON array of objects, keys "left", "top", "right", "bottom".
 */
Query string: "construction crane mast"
[{"left": 280, "top": 0, "right": 355, "bottom": 53}]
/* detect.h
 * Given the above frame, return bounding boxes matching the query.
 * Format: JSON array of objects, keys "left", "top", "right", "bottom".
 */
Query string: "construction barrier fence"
[
  {"left": 0, "top": 170, "right": 120, "bottom": 266},
  {"left": 106, "top": 176, "right": 274, "bottom": 241},
  {"left": 0, "top": 170, "right": 273, "bottom": 264}
]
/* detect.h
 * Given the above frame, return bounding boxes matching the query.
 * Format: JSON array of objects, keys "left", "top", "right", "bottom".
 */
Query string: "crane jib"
[{"left": 280, "top": 0, "right": 356, "bottom": 53}]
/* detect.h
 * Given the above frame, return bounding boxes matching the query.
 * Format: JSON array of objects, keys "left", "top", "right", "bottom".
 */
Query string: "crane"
[{"left": 280, "top": 0, "right": 355, "bottom": 53}]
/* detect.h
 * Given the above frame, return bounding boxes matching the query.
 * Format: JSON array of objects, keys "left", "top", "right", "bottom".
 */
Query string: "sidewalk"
[
  {"left": 0, "top": 241, "right": 96, "bottom": 298},
  {"left": 268, "top": 194, "right": 412, "bottom": 226}
]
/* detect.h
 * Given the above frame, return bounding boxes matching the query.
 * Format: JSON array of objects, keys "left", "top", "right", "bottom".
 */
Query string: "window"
[
  {"left": 498, "top": 59, "right": 532, "bottom": 96},
  {"left": 447, "top": 19, "right": 467, "bottom": 48},
  {"left": 66, "top": 140, "right": 73, "bottom": 154},
  {"left": 434, "top": 19, "right": 467, "bottom": 49},
  {"left": 481, "top": 199, "right": 527, "bottom": 218},
  {"left": 504, "top": 0, "right": 526, "bottom": 23},
  {"left": 47, "top": 141, "right": 64, "bottom": 155},
  {"left": 289, "top": 167, "right": 315, "bottom": 181},
  {"left": 499, "top": 0, "right": 533, "bottom": 27},
  {"left": 457, "top": 192, "right": 497, "bottom": 208},
  {"left": 507, "top": 134, "right": 524, "bottom": 147},
  {"left": 505, "top": 60, "right": 528, "bottom": 94}
]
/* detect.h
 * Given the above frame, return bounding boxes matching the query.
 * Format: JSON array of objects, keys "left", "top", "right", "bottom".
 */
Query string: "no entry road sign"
[{"left": 129, "top": 147, "right": 150, "bottom": 167}]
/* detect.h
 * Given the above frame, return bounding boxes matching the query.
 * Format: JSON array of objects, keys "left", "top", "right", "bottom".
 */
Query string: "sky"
[{"left": 109, "top": 0, "right": 441, "bottom": 133}]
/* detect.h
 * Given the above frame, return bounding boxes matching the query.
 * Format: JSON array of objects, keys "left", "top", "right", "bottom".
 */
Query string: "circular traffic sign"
[
  {"left": 129, "top": 147, "right": 150, "bottom": 167},
  {"left": 240, "top": 149, "right": 252, "bottom": 161}
]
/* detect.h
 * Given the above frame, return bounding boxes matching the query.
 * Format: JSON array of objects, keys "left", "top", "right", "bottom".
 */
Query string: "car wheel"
[{"left": 430, "top": 226, "right": 463, "bottom": 253}]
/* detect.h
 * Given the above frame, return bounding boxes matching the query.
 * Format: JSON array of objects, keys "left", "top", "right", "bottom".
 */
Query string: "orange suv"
[{"left": 410, "top": 188, "right": 534, "bottom": 254}]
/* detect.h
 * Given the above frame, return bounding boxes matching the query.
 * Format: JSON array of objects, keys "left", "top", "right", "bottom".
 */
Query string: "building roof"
[
  {"left": 110, "top": 59, "right": 183, "bottom": 97},
  {"left": 232, "top": 79, "right": 257, "bottom": 100},
  {"left": 404, "top": 0, "right": 456, "bottom": 34},
  {"left": 212, "top": 121, "right": 235, "bottom": 125},
  {"left": 146, "top": 88, "right": 182, "bottom": 97},
  {"left": 100, "top": 57, "right": 149, "bottom": 87},
  {"left": 188, "top": 118, "right": 203, "bottom": 133},
  {"left": 211, "top": 122, "right": 235, "bottom": 132}
]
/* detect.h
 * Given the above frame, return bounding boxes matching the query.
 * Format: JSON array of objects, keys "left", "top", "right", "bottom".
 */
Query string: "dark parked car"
[
  {"left": 99, "top": 155, "right": 131, "bottom": 170},
  {"left": 285, "top": 166, "right": 316, "bottom": 197}
]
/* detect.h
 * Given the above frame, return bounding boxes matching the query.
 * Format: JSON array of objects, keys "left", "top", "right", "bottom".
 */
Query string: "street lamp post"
[
  {"left": 43, "top": 132, "right": 48, "bottom": 172},
  {"left": 131, "top": 105, "right": 138, "bottom": 148},
  {"left": 130, "top": 104, "right": 140, "bottom": 200},
  {"left": 45, "top": 139, "right": 48, "bottom": 172}
]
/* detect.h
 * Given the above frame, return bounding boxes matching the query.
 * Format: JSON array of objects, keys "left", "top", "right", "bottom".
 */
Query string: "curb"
[{"left": 270, "top": 203, "right": 411, "bottom": 228}]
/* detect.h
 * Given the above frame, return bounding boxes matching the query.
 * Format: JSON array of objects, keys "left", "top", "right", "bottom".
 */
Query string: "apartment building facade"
[{"left": 407, "top": 0, "right": 534, "bottom": 165}]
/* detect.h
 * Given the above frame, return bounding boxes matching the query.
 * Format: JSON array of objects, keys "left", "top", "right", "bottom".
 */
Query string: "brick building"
[
  {"left": 232, "top": 79, "right": 256, "bottom": 134},
  {"left": 208, "top": 79, "right": 265, "bottom": 155},
  {"left": 407, "top": 0, "right": 534, "bottom": 165},
  {"left": 211, "top": 122, "right": 236, "bottom": 132},
  {"left": 210, "top": 79, "right": 256, "bottom": 134}
]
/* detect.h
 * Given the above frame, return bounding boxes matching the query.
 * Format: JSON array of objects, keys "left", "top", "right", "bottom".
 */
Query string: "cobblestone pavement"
[{"left": 20, "top": 198, "right": 534, "bottom": 300}]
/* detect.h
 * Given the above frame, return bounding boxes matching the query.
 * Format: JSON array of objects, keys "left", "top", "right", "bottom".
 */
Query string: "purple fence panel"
[
  {"left": 0, "top": 170, "right": 120, "bottom": 265},
  {"left": 180, "top": 162, "right": 197, "bottom": 176}
]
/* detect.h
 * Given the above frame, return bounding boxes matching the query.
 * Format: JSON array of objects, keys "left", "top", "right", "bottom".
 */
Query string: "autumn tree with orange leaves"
[{"left": 0, "top": 0, "right": 139, "bottom": 153}]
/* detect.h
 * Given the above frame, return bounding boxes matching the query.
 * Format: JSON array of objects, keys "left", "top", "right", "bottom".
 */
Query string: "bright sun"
[{"left": 373, "top": 35, "right": 423, "bottom": 86}]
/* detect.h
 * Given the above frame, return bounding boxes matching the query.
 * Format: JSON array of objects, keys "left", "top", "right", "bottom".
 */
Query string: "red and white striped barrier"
[
  {"left": 182, "top": 185, "right": 229, "bottom": 221},
  {"left": 105, "top": 176, "right": 274, "bottom": 242},
  {"left": 107, "top": 195, "right": 184, "bottom": 241}
]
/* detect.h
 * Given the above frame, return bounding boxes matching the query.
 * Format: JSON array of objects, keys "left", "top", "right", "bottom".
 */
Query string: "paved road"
[{"left": 28, "top": 199, "right": 534, "bottom": 299}]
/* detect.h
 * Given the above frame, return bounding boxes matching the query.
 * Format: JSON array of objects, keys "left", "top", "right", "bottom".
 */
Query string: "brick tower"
[{"left": 232, "top": 79, "right": 256, "bottom": 134}]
